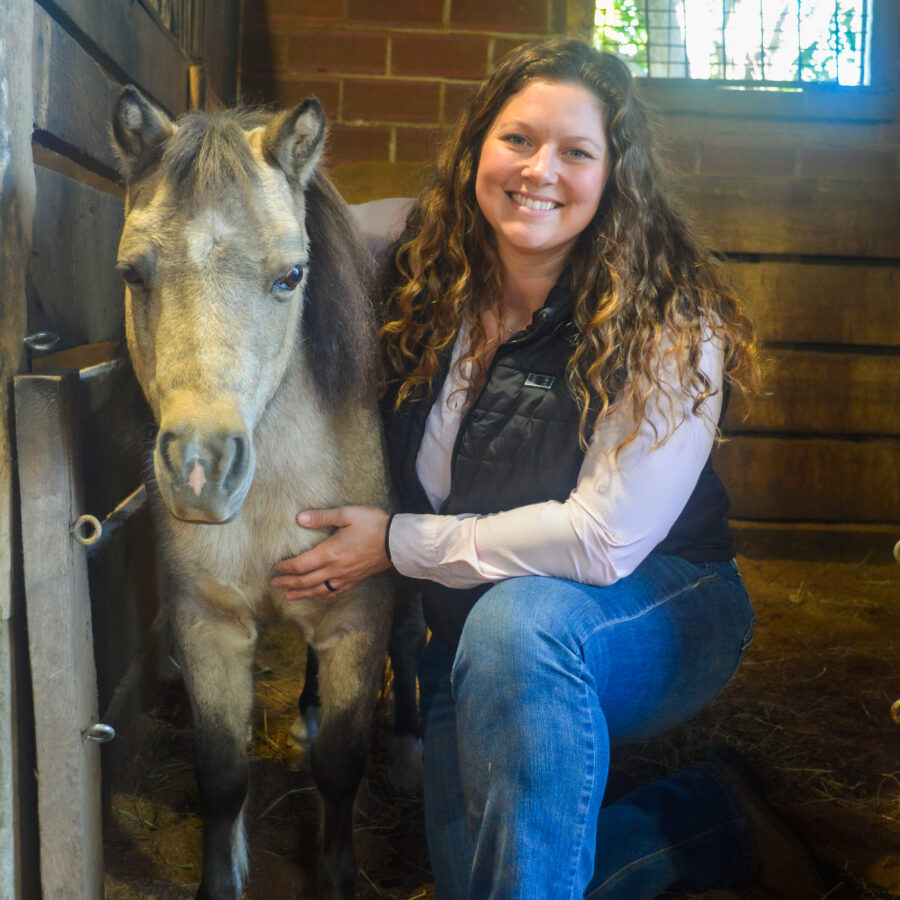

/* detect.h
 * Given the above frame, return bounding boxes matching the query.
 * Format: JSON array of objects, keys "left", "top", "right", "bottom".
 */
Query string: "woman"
[{"left": 272, "top": 38, "right": 824, "bottom": 900}]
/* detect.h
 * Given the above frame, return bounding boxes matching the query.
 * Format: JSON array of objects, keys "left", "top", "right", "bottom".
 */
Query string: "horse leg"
[
  {"left": 290, "top": 646, "right": 321, "bottom": 746},
  {"left": 387, "top": 587, "right": 426, "bottom": 792},
  {"left": 310, "top": 625, "right": 387, "bottom": 899},
  {"left": 173, "top": 599, "right": 258, "bottom": 900}
]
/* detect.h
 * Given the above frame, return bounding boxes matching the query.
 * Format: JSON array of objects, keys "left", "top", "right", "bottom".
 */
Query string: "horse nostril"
[
  {"left": 157, "top": 429, "right": 179, "bottom": 477},
  {"left": 221, "top": 433, "right": 249, "bottom": 493}
]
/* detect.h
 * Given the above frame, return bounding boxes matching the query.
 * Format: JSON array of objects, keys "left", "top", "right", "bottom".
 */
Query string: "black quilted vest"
[{"left": 383, "top": 277, "right": 735, "bottom": 648}]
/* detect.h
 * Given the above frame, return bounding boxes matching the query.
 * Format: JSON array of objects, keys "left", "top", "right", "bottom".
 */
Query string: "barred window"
[{"left": 594, "top": 1, "right": 872, "bottom": 87}]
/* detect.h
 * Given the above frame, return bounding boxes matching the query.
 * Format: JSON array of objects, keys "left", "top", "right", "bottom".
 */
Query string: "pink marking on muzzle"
[{"left": 188, "top": 459, "right": 207, "bottom": 496}]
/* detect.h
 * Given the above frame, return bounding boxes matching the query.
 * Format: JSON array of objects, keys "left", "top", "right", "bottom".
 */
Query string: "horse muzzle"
[{"left": 154, "top": 418, "right": 254, "bottom": 524}]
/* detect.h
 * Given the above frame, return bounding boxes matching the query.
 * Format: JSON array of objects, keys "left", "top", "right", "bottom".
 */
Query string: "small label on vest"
[{"left": 524, "top": 373, "right": 555, "bottom": 390}]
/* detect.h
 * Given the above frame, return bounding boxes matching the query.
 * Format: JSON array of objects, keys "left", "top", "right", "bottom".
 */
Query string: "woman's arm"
[
  {"left": 388, "top": 336, "right": 725, "bottom": 589},
  {"left": 348, "top": 197, "right": 413, "bottom": 256}
]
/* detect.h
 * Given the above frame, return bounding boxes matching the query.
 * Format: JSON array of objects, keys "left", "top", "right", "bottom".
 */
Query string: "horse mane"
[
  {"left": 157, "top": 108, "right": 380, "bottom": 409},
  {"left": 302, "top": 170, "right": 380, "bottom": 408}
]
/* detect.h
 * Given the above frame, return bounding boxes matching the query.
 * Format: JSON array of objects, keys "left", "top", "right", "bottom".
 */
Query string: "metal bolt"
[
  {"left": 23, "top": 332, "right": 60, "bottom": 352},
  {"left": 84, "top": 723, "right": 116, "bottom": 743}
]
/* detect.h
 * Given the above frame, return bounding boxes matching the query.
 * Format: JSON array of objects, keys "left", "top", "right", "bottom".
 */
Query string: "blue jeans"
[{"left": 417, "top": 554, "right": 756, "bottom": 900}]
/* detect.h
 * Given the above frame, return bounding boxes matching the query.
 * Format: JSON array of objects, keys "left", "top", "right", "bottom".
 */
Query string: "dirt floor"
[{"left": 104, "top": 550, "right": 900, "bottom": 900}]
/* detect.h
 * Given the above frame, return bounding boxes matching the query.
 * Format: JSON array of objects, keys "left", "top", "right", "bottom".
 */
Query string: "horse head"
[{"left": 112, "top": 88, "right": 336, "bottom": 524}]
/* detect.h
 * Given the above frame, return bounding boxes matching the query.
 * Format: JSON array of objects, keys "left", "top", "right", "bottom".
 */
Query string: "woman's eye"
[
  {"left": 273, "top": 264, "right": 304, "bottom": 292},
  {"left": 567, "top": 148, "right": 592, "bottom": 160},
  {"left": 120, "top": 265, "right": 145, "bottom": 288},
  {"left": 503, "top": 134, "right": 527, "bottom": 146}
]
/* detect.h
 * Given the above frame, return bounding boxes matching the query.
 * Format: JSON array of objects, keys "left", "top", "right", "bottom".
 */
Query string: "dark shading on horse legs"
[{"left": 195, "top": 728, "right": 250, "bottom": 900}]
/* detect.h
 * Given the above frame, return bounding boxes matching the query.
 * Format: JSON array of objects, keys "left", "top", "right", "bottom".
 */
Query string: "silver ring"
[{"left": 324, "top": 579, "right": 337, "bottom": 593}]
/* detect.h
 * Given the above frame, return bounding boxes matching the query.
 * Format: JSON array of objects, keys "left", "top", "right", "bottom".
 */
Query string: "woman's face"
[{"left": 475, "top": 79, "right": 609, "bottom": 271}]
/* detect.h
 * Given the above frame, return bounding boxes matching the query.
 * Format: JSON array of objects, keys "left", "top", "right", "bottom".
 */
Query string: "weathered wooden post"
[
  {"left": 15, "top": 371, "right": 104, "bottom": 899},
  {"left": 0, "top": 0, "right": 37, "bottom": 895}
]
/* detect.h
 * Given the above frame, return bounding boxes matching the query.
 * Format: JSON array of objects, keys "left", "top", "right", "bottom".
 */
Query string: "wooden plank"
[
  {"left": 29, "top": 341, "right": 161, "bottom": 809},
  {"left": 713, "top": 436, "right": 898, "bottom": 522},
  {"left": 724, "top": 349, "right": 900, "bottom": 436},
  {"left": 731, "top": 520, "right": 900, "bottom": 563},
  {"left": 32, "top": 5, "right": 122, "bottom": 174},
  {"left": 32, "top": 144, "right": 123, "bottom": 199},
  {"left": 678, "top": 174, "right": 900, "bottom": 258},
  {"left": 0, "top": 0, "right": 35, "bottom": 620},
  {"left": 728, "top": 261, "right": 900, "bottom": 346},
  {"left": 14, "top": 372, "right": 103, "bottom": 899},
  {"left": 1, "top": 3, "right": 39, "bottom": 895},
  {"left": 642, "top": 79, "right": 895, "bottom": 122},
  {"left": 30, "top": 341, "right": 124, "bottom": 373},
  {"left": 202, "top": 0, "right": 241, "bottom": 106},
  {"left": 43, "top": 0, "right": 191, "bottom": 115},
  {"left": 29, "top": 165, "right": 124, "bottom": 349}
]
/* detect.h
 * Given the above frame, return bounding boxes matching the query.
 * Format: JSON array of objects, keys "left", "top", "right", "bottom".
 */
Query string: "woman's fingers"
[{"left": 270, "top": 505, "right": 391, "bottom": 601}]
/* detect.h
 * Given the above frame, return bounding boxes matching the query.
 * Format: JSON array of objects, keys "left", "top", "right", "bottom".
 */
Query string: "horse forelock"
[{"left": 161, "top": 110, "right": 264, "bottom": 208}]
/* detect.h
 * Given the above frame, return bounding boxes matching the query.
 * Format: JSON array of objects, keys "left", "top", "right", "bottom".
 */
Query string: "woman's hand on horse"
[{"left": 270, "top": 506, "right": 392, "bottom": 600}]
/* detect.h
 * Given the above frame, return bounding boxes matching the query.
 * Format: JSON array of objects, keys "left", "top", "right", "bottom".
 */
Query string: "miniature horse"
[{"left": 112, "top": 87, "right": 406, "bottom": 899}]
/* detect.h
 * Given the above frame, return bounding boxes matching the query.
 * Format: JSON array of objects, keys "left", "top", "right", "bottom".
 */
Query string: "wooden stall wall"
[
  {"left": 2, "top": 0, "right": 240, "bottom": 895},
  {"left": 241, "top": 0, "right": 899, "bottom": 556}
]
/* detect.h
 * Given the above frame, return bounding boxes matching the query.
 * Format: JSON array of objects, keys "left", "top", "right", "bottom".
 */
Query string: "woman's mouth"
[{"left": 508, "top": 192, "right": 560, "bottom": 211}]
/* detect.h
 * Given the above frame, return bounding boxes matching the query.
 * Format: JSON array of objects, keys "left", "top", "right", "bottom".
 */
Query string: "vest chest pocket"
[{"left": 524, "top": 372, "right": 555, "bottom": 390}]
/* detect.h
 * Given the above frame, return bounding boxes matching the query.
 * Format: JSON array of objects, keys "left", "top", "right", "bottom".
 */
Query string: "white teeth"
[{"left": 510, "top": 192, "right": 558, "bottom": 211}]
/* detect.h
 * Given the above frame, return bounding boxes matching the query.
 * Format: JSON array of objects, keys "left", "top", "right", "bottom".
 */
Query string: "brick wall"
[
  {"left": 240, "top": 0, "right": 583, "bottom": 164},
  {"left": 240, "top": 2, "right": 898, "bottom": 176}
]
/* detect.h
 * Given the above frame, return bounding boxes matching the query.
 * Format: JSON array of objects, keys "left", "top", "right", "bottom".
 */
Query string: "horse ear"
[
  {"left": 112, "top": 86, "right": 176, "bottom": 182},
  {"left": 262, "top": 96, "right": 326, "bottom": 188}
]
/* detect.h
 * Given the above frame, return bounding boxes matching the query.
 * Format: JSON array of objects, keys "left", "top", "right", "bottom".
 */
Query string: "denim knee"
[{"left": 452, "top": 577, "right": 583, "bottom": 701}]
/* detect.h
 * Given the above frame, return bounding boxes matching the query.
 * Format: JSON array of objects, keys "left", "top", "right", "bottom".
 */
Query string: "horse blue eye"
[{"left": 274, "top": 264, "right": 304, "bottom": 292}]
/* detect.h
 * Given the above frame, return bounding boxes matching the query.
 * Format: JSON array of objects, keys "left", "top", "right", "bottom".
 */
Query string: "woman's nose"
[{"left": 522, "top": 145, "right": 558, "bottom": 183}]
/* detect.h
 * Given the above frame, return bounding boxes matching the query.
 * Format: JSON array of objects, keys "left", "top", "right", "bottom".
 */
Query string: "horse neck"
[{"left": 252, "top": 339, "right": 337, "bottom": 475}]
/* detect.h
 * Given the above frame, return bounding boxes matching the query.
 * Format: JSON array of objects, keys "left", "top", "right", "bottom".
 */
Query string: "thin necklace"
[{"left": 503, "top": 315, "right": 531, "bottom": 335}]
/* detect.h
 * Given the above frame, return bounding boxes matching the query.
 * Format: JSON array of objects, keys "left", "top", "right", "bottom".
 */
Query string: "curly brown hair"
[{"left": 380, "top": 37, "right": 760, "bottom": 451}]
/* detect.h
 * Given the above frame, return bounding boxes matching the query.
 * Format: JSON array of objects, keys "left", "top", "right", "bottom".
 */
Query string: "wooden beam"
[
  {"left": 731, "top": 520, "right": 899, "bottom": 563},
  {"left": 714, "top": 436, "right": 898, "bottom": 522},
  {"left": 728, "top": 261, "right": 900, "bottom": 347},
  {"left": 724, "top": 349, "right": 900, "bottom": 436},
  {"left": 30, "top": 165, "right": 124, "bottom": 349},
  {"left": 15, "top": 372, "right": 104, "bottom": 899},
  {"left": 679, "top": 175, "right": 900, "bottom": 258},
  {"left": 640, "top": 80, "right": 895, "bottom": 122},
  {"left": 0, "top": 2, "right": 38, "bottom": 892},
  {"left": 42, "top": 0, "right": 191, "bottom": 115},
  {"left": 32, "top": 5, "right": 122, "bottom": 175}
]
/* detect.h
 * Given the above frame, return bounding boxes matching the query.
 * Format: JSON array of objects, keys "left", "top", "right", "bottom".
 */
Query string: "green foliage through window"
[{"left": 594, "top": 0, "right": 871, "bottom": 86}]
